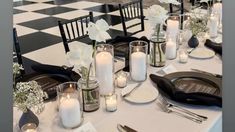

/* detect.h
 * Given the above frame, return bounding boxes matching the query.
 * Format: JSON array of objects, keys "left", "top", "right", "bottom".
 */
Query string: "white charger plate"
[
  {"left": 189, "top": 48, "right": 215, "bottom": 59},
  {"left": 121, "top": 82, "right": 158, "bottom": 104}
]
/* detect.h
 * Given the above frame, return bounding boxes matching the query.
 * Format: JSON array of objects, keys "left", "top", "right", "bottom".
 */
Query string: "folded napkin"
[
  {"left": 31, "top": 64, "right": 81, "bottom": 81},
  {"left": 149, "top": 74, "right": 222, "bottom": 107},
  {"left": 204, "top": 39, "right": 222, "bottom": 56}
]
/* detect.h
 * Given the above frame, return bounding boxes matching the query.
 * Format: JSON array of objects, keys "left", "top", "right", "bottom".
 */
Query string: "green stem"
[
  {"left": 156, "top": 24, "right": 162, "bottom": 63},
  {"left": 86, "top": 41, "right": 97, "bottom": 88}
]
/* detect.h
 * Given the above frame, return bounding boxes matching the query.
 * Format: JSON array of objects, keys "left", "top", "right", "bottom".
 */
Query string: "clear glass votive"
[
  {"left": 116, "top": 71, "right": 127, "bottom": 88},
  {"left": 21, "top": 123, "right": 37, "bottom": 132},
  {"left": 129, "top": 40, "right": 148, "bottom": 82},
  {"left": 179, "top": 50, "right": 188, "bottom": 63},
  {"left": 57, "top": 82, "right": 83, "bottom": 129},
  {"left": 105, "top": 94, "right": 117, "bottom": 112}
]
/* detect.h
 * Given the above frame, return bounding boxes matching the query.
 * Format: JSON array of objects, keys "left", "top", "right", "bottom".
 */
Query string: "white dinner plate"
[
  {"left": 121, "top": 82, "right": 159, "bottom": 104},
  {"left": 189, "top": 48, "right": 215, "bottom": 59}
]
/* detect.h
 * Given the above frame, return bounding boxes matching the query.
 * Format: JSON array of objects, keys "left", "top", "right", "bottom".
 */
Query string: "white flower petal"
[
  {"left": 96, "top": 19, "right": 110, "bottom": 31},
  {"left": 200, "top": 0, "right": 209, "bottom": 3},
  {"left": 88, "top": 24, "right": 98, "bottom": 40},
  {"left": 159, "top": 0, "right": 181, "bottom": 5}
]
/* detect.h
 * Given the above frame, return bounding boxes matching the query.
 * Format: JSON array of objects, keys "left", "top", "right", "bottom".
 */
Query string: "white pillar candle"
[
  {"left": 209, "top": 15, "right": 218, "bottom": 38},
  {"left": 95, "top": 51, "right": 113, "bottom": 95},
  {"left": 167, "top": 19, "right": 179, "bottom": 35},
  {"left": 117, "top": 76, "right": 127, "bottom": 88},
  {"left": 59, "top": 95, "right": 81, "bottom": 128},
  {"left": 165, "top": 39, "right": 177, "bottom": 59},
  {"left": 24, "top": 129, "right": 36, "bottom": 132},
  {"left": 105, "top": 95, "right": 117, "bottom": 111},
  {"left": 131, "top": 51, "right": 146, "bottom": 81},
  {"left": 213, "top": 3, "right": 222, "bottom": 21}
]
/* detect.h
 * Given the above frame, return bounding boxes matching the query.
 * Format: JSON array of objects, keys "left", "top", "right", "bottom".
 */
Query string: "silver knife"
[
  {"left": 191, "top": 68, "right": 222, "bottom": 78},
  {"left": 117, "top": 124, "right": 137, "bottom": 132},
  {"left": 122, "top": 83, "right": 142, "bottom": 97}
]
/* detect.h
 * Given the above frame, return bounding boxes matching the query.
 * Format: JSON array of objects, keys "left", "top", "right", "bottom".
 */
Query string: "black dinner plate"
[
  {"left": 164, "top": 71, "right": 222, "bottom": 97},
  {"left": 19, "top": 73, "right": 71, "bottom": 101}
]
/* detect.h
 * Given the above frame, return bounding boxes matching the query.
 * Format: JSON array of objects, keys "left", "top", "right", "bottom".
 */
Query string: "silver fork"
[
  {"left": 157, "top": 101, "right": 202, "bottom": 124},
  {"left": 122, "top": 83, "right": 142, "bottom": 97},
  {"left": 158, "top": 95, "right": 208, "bottom": 121}
]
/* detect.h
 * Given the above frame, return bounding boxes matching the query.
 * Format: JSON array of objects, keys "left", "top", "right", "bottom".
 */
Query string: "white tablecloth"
[{"left": 14, "top": 19, "right": 222, "bottom": 132}]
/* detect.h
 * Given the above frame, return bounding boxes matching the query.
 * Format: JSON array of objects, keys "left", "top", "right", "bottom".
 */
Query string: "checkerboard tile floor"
[{"left": 13, "top": 0, "right": 149, "bottom": 54}]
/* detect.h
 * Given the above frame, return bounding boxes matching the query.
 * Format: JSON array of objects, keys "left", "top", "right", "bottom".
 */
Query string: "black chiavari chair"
[
  {"left": 169, "top": 0, "right": 187, "bottom": 14},
  {"left": 118, "top": 0, "right": 145, "bottom": 36},
  {"left": 58, "top": 12, "right": 95, "bottom": 53},
  {"left": 13, "top": 28, "right": 25, "bottom": 75}
]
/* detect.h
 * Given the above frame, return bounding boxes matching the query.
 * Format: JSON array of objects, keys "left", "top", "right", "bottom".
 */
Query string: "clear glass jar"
[
  {"left": 149, "top": 36, "right": 166, "bottom": 67},
  {"left": 78, "top": 77, "right": 100, "bottom": 112},
  {"left": 95, "top": 44, "right": 114, "bottom": 96},
  {"left": 129, "top": 40, "right": 148, "bottom": 82}
]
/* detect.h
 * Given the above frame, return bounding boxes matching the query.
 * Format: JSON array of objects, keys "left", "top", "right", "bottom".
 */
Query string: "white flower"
[
  {"left": 159, "top": 0, "right": 181, "bottom": 5},
  {"left": 200, "top": 0, "right": 209, "bottom": 3},
  {"left": 146, "top": 5, "right": 169, "bottom": 26},
  {"left": 13, "top": 62, "right": 24, "bottom": 75},
  {"left": 66, "top": 43, "right": 93, "bottom": 69},
  {"left": 13, "top": 81, "right": 48, "bottom": 113},
  {"left": 88, "top": 19, "right": 111, "bottom": 43}
]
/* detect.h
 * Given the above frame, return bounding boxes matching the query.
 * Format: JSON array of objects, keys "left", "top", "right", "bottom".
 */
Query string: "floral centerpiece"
[
  {"left": 187, "top": 10, "right": 209, "bottom": 48},
  {"left": 146, "top": 0, "right": 179, "bottom": 67},
  {"left": 67, "top": 19, "right": 111, "bottom": 111},
  {"left": 200, "top": 0, "right": 214, "bottom": 15},
  {"left": 13, "top": 81, "right": 48, "bottom": 113},
  {"left": 13, "top": 62, "right": 48, "bottom": 129},
  {"left": 13, "top": 62, "right": 23, "bottom": 86}
]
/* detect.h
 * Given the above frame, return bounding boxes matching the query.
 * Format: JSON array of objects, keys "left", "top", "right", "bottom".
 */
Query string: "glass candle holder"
[
  {"left": 129, "top": 40, "right": 148, "bottom": 82},
  {"left": 21, "top": 123, "right": 37, "bottom": 132},
  {"left": 166, "top": 14, "right": 180, "bottom": 36},
  {"left": 212, "top": 1, "right": 222, "bottom": 28},
  {"left": 57, "top": 82, "right": 83, "bottom": 129},
  {"left": 105, "top": 94, "right": 117, "bottom": 112},
  {"left": 165, "top": 37, "right": 177, "bottom": 60},
  {"left": 116, "top": 71, "right": 127, "bottom": 88},
  {"left": 95, "top": 44, "right": 114, "bottom": 96},
  {"left": 179, "top": 50, "right": 188, "bottom": 63},
  {"left": 209, "top": 13, "right": 219, "bottom": 38}
]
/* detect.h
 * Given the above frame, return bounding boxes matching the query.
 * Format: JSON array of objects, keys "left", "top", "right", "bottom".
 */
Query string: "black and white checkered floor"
[{"left": 13, "top": 0, "right": 145, "bottom": 54}]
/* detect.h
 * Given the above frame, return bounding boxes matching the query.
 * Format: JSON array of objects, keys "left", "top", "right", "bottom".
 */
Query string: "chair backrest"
[
  {"left": 169, "top": 0, "right": 185, "bottom": 14},
  {"left": 13, "top": 28, "right": 25, "bottom": 75},
  {"left": 58, "top": 12, "right": 94, "bottom": 53},
  {"left": 118, "top": 0, "right": 144, "bottom": 36}
]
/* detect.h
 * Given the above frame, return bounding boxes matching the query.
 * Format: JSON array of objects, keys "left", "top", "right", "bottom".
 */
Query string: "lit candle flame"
[{"left": 67, "top": 94, "right": 70, "bottom": 99}]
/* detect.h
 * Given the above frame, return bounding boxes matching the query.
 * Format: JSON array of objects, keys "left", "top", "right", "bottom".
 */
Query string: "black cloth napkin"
[
  {"left": 205, "top": 39, "right": 222, "bottom": 56},
  {"left": 150, "top": 74, "right": 222, "bottom": 107},
  {"left": 31, "top": 64, "right": 80, "bottom": 81}
]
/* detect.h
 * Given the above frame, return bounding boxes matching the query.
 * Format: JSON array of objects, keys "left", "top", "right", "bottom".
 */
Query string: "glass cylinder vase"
[
  {"left": 57, "top": 82, "right": 83, "bottom": 129},
  {"left": 95, "top": 44, "right": 114, "bottom": 96},
  {"left": 166, "top": 13, "right": 180, "bottom": 36},
  {"left": 78, "top": 76, "right": 100, "bottom": 112},
  {"left": 149, "top": 36, "right": 166, "bottom": 67},
  {"left": 129, "top": 40, "right": 148, "bottom": 82}
]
